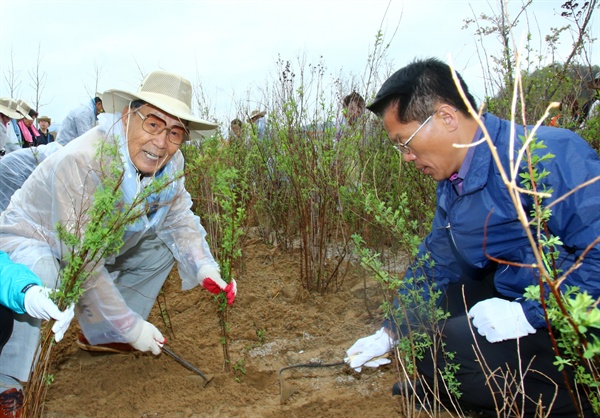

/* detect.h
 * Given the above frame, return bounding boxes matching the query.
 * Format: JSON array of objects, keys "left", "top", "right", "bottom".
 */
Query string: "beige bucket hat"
[
  {"left": 102, "top": 70, "right": 217, "bottom": 140},
  {"left": 38, "top": 115, "right": 51, "bottom": 124},
  {"left": 8, "top": 100, "right": 32, "bottom": 121},
  {"left": 0, "top": 97, "right": 24, "bottom": 119},
  {"left": 248, "top": 109, "right": 266, "bottom": 121},
  {"left": 16, "top": 100, "right": 34, "bottom": 120}
]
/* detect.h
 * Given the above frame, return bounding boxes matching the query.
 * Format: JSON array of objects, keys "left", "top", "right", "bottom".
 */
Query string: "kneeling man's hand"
[{"left": 469, "top": 298, "right": 536, "bottom": 343}]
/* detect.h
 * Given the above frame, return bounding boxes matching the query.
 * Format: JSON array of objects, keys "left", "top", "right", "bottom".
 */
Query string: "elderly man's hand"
[
  {"left": 199, "top": 266, "right": 237, "bottom": 305},
  {"left": 128, "top": 320, "right": 165, "bottom": 355}
]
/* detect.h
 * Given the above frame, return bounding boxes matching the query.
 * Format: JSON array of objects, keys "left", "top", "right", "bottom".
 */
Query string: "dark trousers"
[
  {"left": 416, "top": 276, "right": 595, "bottom": 417},
  {"left": 0, "top": 306, "right": 13, "bottom": 356}
]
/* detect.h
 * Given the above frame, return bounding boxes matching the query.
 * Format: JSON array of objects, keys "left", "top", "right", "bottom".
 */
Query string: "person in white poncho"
[{"left": 0, "top": 71, "right": 237, "bottom": 400}]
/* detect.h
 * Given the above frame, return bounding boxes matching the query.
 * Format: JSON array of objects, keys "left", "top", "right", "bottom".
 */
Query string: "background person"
[
  {"left": 345, "top": 58, "right": 600, "bottom": 416},
  {"left": 15, "top": 101, "right": 39, "bottom": 149},
  {"left": 0, "top": 141, "right": 63, "bottom": 211},
  {"left": 57, "top": 94, "right": 104, "bottom": 145},
  {"left": 0, "top": 71, "right": 236, "bottom": 407},
  {"left": 35, "top": 115, "right": 54, "bottom": 145},
  {"left": 3, "top": 102, "right": 31, "bottom": 155},
  {"left": 0, "top": 98, "right": 24, "bottom": 158},
  {"left": 229, "top": 118, "right": 243, "bottom": 141},
  {"left": 248, "top": 109, "right": 267, "bottom": 140},
  {"left": 335, "top": 91, "right": 366, "bottom": 141},
  {"left": 579, "top": 71, "right": 600, "bottom": 129}
]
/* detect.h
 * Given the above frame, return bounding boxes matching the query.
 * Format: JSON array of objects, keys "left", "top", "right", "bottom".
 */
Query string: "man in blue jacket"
[{"left": 345, "top": 58, "right": 600, "bottom": 416}]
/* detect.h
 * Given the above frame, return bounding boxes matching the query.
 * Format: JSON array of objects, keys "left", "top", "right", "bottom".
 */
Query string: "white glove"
[
  {"left": 468, "top": 297, "right": 536, "bottom": 343},
  {"left": 363, "top": 356, "right": 392, "bottom": 369},
  {"left": 128, "top": 320, "right": 165, "bottom": 355},
  {"left": 23, "top": 285, "right": 75, "bottom": 342},
  {"left": 344, "top": 327, "right": 394, "bottom": 372}
]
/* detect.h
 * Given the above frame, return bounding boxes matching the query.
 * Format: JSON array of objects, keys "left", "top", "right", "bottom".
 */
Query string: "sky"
[{"left": 1, "top": 0, "right": 598, "bottom": 131}]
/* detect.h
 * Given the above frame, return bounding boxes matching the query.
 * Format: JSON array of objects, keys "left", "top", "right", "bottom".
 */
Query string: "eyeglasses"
[
  {"left": 135, "top": 110, "right": 189, "bottom": 145},
  {"left": 391, "top": 109, "right": 437, "bottom": 155}
]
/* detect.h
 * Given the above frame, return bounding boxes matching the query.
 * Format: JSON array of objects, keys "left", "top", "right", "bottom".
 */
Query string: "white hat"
[
  {"left": 102, "top": 70, "right": 217, "bottom": 140},
  {"left": 0, "top": 97, "right": 24, "bottom": 119}
]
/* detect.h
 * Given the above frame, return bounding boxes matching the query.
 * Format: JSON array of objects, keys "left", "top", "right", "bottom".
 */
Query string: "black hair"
[
  {"left": 94, "top": 97, "right": 103, "bottom": 104},
  {"left": 343, "top": 91, "right": 365, "bottom": 108},
  {"left": 368, "top": 58, "right": 478, "bottom": 123}
]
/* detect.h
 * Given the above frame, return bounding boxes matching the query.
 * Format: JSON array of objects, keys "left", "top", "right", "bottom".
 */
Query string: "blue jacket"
[
  {"left": 0, "top": 251, "right": 42, "bottom": 314},
  {"left": 386, "top": 113, "right": 600, "bottom": 331}
]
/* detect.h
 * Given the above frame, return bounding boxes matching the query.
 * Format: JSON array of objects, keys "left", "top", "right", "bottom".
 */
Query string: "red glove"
[
  {"left": 203, "top": 278, "right": 237, "bottom": 304},
  {"left": 199, "top": 266, "right": 237, "bottom": 305}
]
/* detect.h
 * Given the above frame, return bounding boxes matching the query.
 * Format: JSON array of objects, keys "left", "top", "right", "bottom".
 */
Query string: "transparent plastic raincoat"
[{"left": 0, "top": 113, "right": 219, "bottom": 343}]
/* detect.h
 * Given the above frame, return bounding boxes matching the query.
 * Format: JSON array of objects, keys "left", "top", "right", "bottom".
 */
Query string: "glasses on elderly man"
[
  {"left": 391, "top": 109, "right": 438, "bottom": 155},
  {"left": 135, "top": 110, "right": 189, "bottom": 145}
]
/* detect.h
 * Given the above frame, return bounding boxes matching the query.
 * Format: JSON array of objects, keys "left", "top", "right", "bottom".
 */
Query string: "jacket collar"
[{"left": 458, "top": 112, "right": 500, "bottom": 194}]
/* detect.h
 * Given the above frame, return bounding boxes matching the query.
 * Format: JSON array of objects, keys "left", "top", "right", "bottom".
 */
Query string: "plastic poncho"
[
  {"left": 3, "top": 120, "right": 22, "bottom": 154},
  {"left": 0, "top": 112, "right": 219, "bottom": 344},
  {"left": 0, "top": 142, "right": 63, "bottom": 211},
  {"left": 56, "top": 99, "right": 97, "bottom": 145},
  {"left": 0, "top": 123, "right": 8, "bottom": 151}
]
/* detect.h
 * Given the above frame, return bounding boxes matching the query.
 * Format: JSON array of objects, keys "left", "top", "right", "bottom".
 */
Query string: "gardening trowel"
[{"left": 163, "top": 345, "right": 214, "bottom": 387}]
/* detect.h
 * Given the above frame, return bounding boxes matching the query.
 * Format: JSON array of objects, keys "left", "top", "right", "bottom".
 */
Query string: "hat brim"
[
  {"left": 248, "top": 111, "right": 266, "bottom": 121},
  {"left": 0, "top": 104, "right": 23, "bottom": 120},
  {"left": 17, "top": 108, "right": 32, "bottom": 121},
  {"left": 102, "top": 89, "right": 218, "bottom": 140}
]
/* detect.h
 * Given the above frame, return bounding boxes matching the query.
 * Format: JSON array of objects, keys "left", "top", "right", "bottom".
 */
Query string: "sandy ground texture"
[{"left": 39, "top": 236, "right": 438, "bottom": 418}]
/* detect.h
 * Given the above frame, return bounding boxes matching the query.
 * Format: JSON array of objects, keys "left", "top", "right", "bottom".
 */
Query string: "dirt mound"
[{"left": 43, "top": 237, "right": 405, "bottom": 417}]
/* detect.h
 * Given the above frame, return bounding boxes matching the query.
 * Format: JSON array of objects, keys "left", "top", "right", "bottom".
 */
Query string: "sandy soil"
[{"left": 41, "top": 235, "right": 414, "bottom": 418}]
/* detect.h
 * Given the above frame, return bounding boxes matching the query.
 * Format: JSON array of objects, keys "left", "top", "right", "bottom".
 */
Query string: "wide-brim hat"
[
  {"left": 0, "top": 97, "right": 24, "bottom": 119},
  {"left": 248, "top": 109, "right": 266, "bottom": 121},
  {"left": 17, "top": 100, "right": 33, "bottom": 120},
  {"left": 102, "top": 70, "right": 217, "bottom": 141},
  {"left": 38, "top": 115, "right": 51, "bottom": 124}
]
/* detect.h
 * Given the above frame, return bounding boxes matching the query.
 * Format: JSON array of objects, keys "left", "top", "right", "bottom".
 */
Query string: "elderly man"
[
  {"left": 0, "top": 71, "right": 236, "bottom": 412},
  {"left": 345, "top": 58, "right": 600, "bottom": 416}
]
